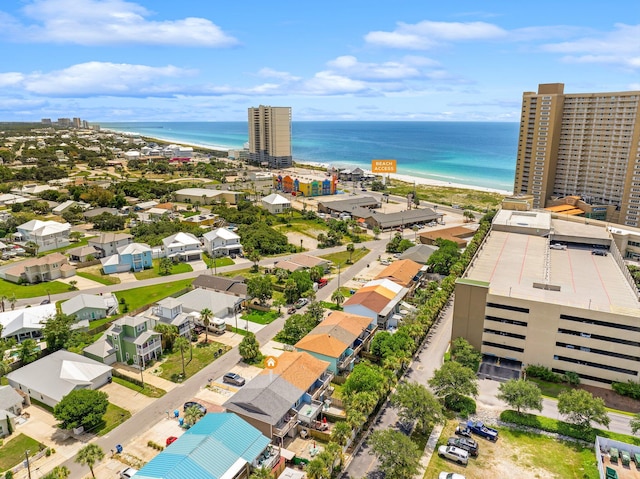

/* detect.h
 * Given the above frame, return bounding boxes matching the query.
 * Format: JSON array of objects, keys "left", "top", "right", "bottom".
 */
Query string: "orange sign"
[
  {"left": 371, "top": 159, "right": 397, "bottom": 173},
  {"left": 264, "top": 356, "right": 278, "bottom": 369}
]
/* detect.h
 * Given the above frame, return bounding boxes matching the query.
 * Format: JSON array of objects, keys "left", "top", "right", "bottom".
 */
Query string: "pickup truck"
[
  {"left": 466, "top": 420, "right": 498, "bottom": 441},
  {"left": 447, "top": 436, "right": 479, "bottom": 456}
]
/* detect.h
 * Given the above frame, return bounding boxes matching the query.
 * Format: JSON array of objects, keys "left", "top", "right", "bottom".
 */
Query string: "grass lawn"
[
  {"left": 221, "top": 267, "right": 258, "bottom": 279},
  {"left": 241, "top": 309, "right": 279, "bottom": 325},
  {"left": 0, "top": 279, "right": 69, "bottom": 299},
  {"left": 42, "top": 237, "right": 92, "bottom": 254},
  {"left": 157, "top": 341, "right": 231, "bottom": 382},
  {"left": 320, "top": 247, "right": 370, "bottom": 266},
  {"left": 114, "top": 279, "right": 193, "bottom": 311},
  {"left": 0, "top": 434, "right": 44, "bottom": 472},
  {"left": 134, "top": 259, "right": 194, "bottom": 280},
  {"left": 529, "top": 378, "right": 572, "bottom": 398},
  {"left": 77, "top": 270, "right": 121, "bottom": 285},
  {"left": 226, "top": 326, "right": 250, "bottom": 336},
  {"left": 423, "top": 419, "right": 598, "bottom": 479},
  {"left": 112, "top": 376, "right": 166, "bottom": 398},
  {"left": 95, "top": 403, "right": 132, "bottom": 436},
  {"left": 320, "top": 301, "right": 342, "bottom": 311},
  {"left": 202, "top": 253, "right": 235, "bottom": 270}
]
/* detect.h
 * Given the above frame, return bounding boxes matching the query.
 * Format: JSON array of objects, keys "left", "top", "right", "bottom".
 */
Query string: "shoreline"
[{"left": 104, "top": 127, "right": 513, "bottom": 196}]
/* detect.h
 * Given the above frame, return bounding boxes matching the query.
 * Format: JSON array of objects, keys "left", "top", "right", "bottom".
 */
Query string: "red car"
[{"left": 166, "top": 436, "right": 178, "bottom": 446}]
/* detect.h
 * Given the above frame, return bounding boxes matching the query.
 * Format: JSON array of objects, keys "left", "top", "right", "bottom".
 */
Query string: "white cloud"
[
  {"left": 365, "top": 20, "right": 506, "bottom": 49},
  {"left": 542, "top": 23, "right": 640, "bottom": 69},
  {"left": 326, "top": 55, "right": 426, "bottom": 80},
  {"left": 256, "top": 68, "right": 301, "bottom": 82},
  {"left": 2, "top": 0, "right": 237, "bottom": 47},
  {"left": 19, "top": 62, "right": 193, "bottom": 96},
  {"left": 302, "top": 71, "right": 370, "bottom": 95},
  {"left": 0, "top": 72, "right": 25, "bottom": 87}
]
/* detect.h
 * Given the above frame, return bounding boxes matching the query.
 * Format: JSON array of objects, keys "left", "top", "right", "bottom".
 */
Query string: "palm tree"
[
  {"left": 331, "top": 289, "right": 345, "bottom": 308},
  {"left": 75, "top": 444, "right": 104, "bottom": 478},
  {"left": 330, "top": 421, "right": 352, "bottom": 447},
  {"left": 305, "top": 457, "right": 329, "bottom": 479},
  {"left": 0, "top": 360, "right": 11, "bottom": 382},
  {"left": 184, "top": 404, "right": 204, "bottom": 426},
  {"left": 174, "top": 336, "right": 190, "bottom": 378},
  {"left": 249, "top": 465, "right": 272, "bottom": 479},
  {"left": 42, "top": 465, "right": 71, "bottom": 479},
  {"left": 0, "top": 295, "right": 6, "bottom": 312},
  {"left": 346, "top": 243, "right": 355, "bottom": 264},
  {"left": 18, "top": 339, "right": 39, "bottom": 364},
  {"left": 154, "top": 323, "right": 179, "bottom": 350},
  {"left": 200, "top": 308, "right": 212, "bottom": 344},
  {"left": 8, "top": 294, "right": 16, "bottom": 310},
  {"left": 324, "top": 442, "right": 344, "bottom": 470}
]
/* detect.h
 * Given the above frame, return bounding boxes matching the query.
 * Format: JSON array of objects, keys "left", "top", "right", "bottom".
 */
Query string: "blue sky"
[{"left": 0, "top": 0, "right": 638, "bottom": 122}]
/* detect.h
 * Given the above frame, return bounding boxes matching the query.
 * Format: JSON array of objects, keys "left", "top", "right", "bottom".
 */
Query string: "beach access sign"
[{"left": 371, "top": 159, "right": 397, "bottom": 173}]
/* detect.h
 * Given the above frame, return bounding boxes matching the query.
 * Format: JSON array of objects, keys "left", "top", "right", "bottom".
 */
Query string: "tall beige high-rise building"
[
  {"left": 513, "top": 83, "right": 640, "bottom": 226},
  {"left": 248, "top": 105, "right": 292, "bottom": 169}
]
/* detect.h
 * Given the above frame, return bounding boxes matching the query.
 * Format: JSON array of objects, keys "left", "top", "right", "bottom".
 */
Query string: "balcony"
[
  {"left": 296, "top": 399, "right": 324, "bottom": 425},
  {"left": 137, "top": 341, "right": 162, "bottom": 357},
  {"left": 273, "top": 410, "right": 298, "bottom": 438},
  {"left": 308, "top": 372, "right": 334, "bottom": 400},
  {"left": 337, "top": 351, "right": 355, "bottom": 372}
]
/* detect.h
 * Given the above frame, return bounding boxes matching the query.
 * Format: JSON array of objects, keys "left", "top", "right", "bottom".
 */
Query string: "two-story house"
[
  {"left": 162, "top": 232, "right": 203, "bottom": 262},
  {"left": 15, "top": 220, "right": 71, "bottom": 252},
  {"left": 343, "top": 278, "right": 409, "bottom": 330},
  {"left": 2, "top": 253, "right": 76, "bottom": 284},
  {"left": 295, "top": 311, "right": 377, "bottom": 374},
  {"left": 103, "top": 316, "right": 162, "bottom": 367},
  {"left": 151, "top": 298, "right": 194, "bottom": 338},
  {"left": 101, "top": 242, "right": 153, "bottom": 274},
  {"left": 223, "top": 351, "right": 333, "bottom": 444},
  {"left": 202, "top": 228, "right": 243, "bottom": 257},
  {"left": 88, "top": 233, "right": 134, "bottom": 258}
]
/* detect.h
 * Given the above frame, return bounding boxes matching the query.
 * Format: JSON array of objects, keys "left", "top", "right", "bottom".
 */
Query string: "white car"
[
  {"left": 120, "top": 467, "right": 138, "bottom": 478},
  {"left": 550, "top": 243, "right": 567, "bottom": 250},
  {"left": 438, "top": 445, "right": 469, "bottom": 465},
  {"left": 439, "top": 473, "right": 466, "bottom": 479}
]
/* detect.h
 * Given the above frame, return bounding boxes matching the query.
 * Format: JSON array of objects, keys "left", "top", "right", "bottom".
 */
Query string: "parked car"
[
  {"left": 120, "top": 467, "right": 138, "bottom": 478},
  {"left": 223, "top": 372, "right": 246, "bottom": 386},
  {"left": 466, "top": 420, "right": 498, "bottom": 441},
  {"left": 550, "top": 243, "right": 567, "bottom": 250},
  {"left": 295, "top": 298, "right": 309, "bottom": 309},
  {"left": 166, "top": 436, "right": 178, "bottom": 446},
  {"left": 592, "top": 249, "right": 608, "bottom": 256},
  {"left": 230, "top": 253, "right": 237, "bottom": 259},
  {"left": 40, "top": 299, "right": 51, "bottom": 305},
  {"left": 287, "top": 306, "right": 297, "bottom": 314},
  {"left": 455, "top": 422, "right": 472, "bottom": 438},
  {"left": 447, "top": 436, "right": 479, "bottom": 456},
  {"left": 183, "top": 401, "right": 207, "bottom": 415},
  {"left": 439, "top": 473, "right": 466, "bottom": 479},
  {"left": 437, "top": 445, "right": 469, "bottom": 465}
]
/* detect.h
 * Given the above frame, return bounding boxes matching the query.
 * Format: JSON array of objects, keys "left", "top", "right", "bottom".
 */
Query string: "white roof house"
[
  {"left": 162, "top": 232, "right": 203, "bottom": 262},
  {"left": 261, "top": 193, "right": 291, "bottom": 214},
  {"left": 6, "top": 350, "right": 112, "bottom": 407},
  {"left": 61, "top": 294, "right": 118, "bottom": 319},
  {"left": 0, "top": 304, "right": 56, "bottom": 342},
  {"left": 202, "top": 228, "right": 243, "bottom": 257},
  {"left": 16, "top": 220, "right": 71, "bottom": 252}
]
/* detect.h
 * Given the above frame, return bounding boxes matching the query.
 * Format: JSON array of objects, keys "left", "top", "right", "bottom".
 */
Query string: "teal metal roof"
[{"left": 135, "top": 413, "right": 271, "bottom": 479}]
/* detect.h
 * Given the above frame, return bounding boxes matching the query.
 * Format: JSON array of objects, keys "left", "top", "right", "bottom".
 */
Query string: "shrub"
[
  {"left": 500, "top": 409, "right": 595, "bottom": 442},
  {"left": 444, "top": 394, "right": 476, "bottom": 417},
  {"left": 525, "top": 364, "right": 562, "bottom": 383},
  {"left": 612, "top": 380, "right": 640, "bottom": 400},
  {"left": 6, "top": 471, "right": 14, "bottom": 479}
]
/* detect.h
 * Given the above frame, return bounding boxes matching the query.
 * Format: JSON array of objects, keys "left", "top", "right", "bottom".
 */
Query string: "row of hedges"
[{"left": 500, "top": 410, "right": 597, "bottom": 442}]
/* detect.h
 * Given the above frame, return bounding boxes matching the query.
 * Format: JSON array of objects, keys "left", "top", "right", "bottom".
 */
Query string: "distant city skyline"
[{"left": 0, "top": 0, "right": 638, "bottom": 122}]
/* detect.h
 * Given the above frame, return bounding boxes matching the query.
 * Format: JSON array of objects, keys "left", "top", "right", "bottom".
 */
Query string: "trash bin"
[
  {"left": 115, "top": 444, "right": 123, "bottom": 454},
  {"left": 174, "top": 410, "right": 180, "bottom": 418},
  {"left": 179, "top": 418, "right": 184, "bottom": 426}
]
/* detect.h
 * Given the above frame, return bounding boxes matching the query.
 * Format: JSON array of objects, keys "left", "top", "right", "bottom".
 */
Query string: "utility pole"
[
  {"left": 139, "top": 354, "right": 145, "bottom": 387},
  {"left": 25, "top": 450, "right": 32, "bottom": 479}
]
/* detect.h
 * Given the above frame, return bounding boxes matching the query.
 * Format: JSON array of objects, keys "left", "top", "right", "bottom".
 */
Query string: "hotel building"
[
  {"left": 452, "top": 209, "right": 640, "bottom": 389},
  {"left": 513, "top": 83, "right": 640, "bottom": 226},
  {"left": 248, "top": 105, "right": 292, "bottom": 168}
]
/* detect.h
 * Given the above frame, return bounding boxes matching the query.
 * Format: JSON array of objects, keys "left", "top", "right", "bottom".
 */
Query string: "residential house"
[
  {"left": 83, "top": 207, "right": 119, "bottom": 219},
  {"left": 374, "top": 259, "right": 424, "bottom": 289},
  {"left": 6, "top": 350, "right": 112, "bottom": 407},
  {"left": 273, "top": 174, "right": 337, "bottom": 197},
  {"left": 66, "top": 244, "right": 101, "bottom": 262},
  {"left": 295, "top": 311, "right": 376, "bottom": 374},
  {"left": 0, "top": 193, "right": 29, "bottom": 206},
  {"left": 261, "top": 193, "right": 291, "bottom": 214},
  {"left": 174, "top": 188, "right": 243, "bottom": 206},
  {"left": 202, "top": 228, "right": 243, "bottom": 257},
  {"left": 223, "top": 351, "right": 333, "bottom": 442},
  {"left": 418, "top": 225, "right": 476, "bottom": 248},
  {"left": 135, "top": 413, "right": 276, "bottom": 479},
  {"left": 0, "top": 386, "right": 26, "bottom": 437},
  {"left": 101, "top": 242, "right": 153, "bottom": 274},
  {"left": 52, "top": 200, "right": 89, "bottom": 215},
  {"left": 88, "top": 232, "right": 133, "bottom": 258},
  {"left": 0, "top": 304, "right": 56, "bottom": 343},
  {"left": 317, "top": 196, "right": 381, "bottom": 216},
  {"left": 192, "top": 274, "right": 247, "bottom": 298},
  {"left": 61, "top": 293, "right": 118, "bottom": 321},
  {"left": 174, "top": 288, "right": 245, "bottom": 323},
  {"left": 98, "top": 316, "right": 162, "bottom": 366},
  {"left": 2, "top": 253, "right": 76, "bottom": 284},
  {"left": 151, "top": 298, "right": 194, "bottom": 338},
  {"left": 343, "top": 278, "right": 409, "bottom": 329},
  {"left": 162, "top": 232, "right": 203, "bottom": 262},
  {"left": 15, "top": 220, "right": 71, "bottom": 252},
  {"left": 337, "top": 167, "right": 366, "bottom": 181},
  {"left": 269, "top": 253, "right": 331, "bottom": 274},
  {"left": 181, "top": 212, "right": 218, "bottom": 228},
  {"left": 398, "top": 244, "right": 438, "bottom": 264}
]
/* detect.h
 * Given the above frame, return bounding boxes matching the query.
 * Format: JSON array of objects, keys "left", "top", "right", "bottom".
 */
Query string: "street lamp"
[{"left": 25, "top": 450, "right": 32, "bottom": 479}]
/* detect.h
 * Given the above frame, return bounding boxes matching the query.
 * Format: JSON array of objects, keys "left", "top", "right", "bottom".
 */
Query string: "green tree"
[
  {"left": 159, "top": 257, "right": 173, "bottom": 276},
  {"left": 386, "top": 233, "right": 413, "bottom": 254},
  {"left": 496, "top": 379, "right": 543, "bottom": 414},
  {"left": 450, "top": 337, "right": 482, "bottom": 372},
  {"left": 42, "top": 466, "right": 70, "bottom": 479},
  {"left": 184, "top": 404, "right": 205, "bottom": 426},
  {"left": 283, "top": 278, "right": 299, "bottom": 304},
  {"left": 428, "top": 361, "right": 478, "bottom": 400},
  {"left": 369, "top": 429, "right": 421, "bottom": 479},
  {"left": 390, "top": 381, "right": 445, "bottom": 434},
  {"left": 248, "top": 250, "right": 261, "bottom": 272},
  {"left": 427, "top": 238, "right": 461, "bottom": 275},
  {"left": 154, "top": 323, "right": 179, "bottom": 350},
  {"left": 557, "top": 388, "right": 610, "bottom": 431},
  {"left": 75, "top": 444, "right": 104, "bottom": 478},
  {"left": 274, "top": 268, "right": 289, "bottom": 283},
  {"left": 247, "top": 276, "right": 273, "bottom": 306},
  {"left": 331, "top": 288, "right": 345, "bottom": 308},
  {"left": 174, "top": 336, "right": 190, "bottom": 378},
  {"left": 54, "top": 389, "right": 109, "bottom": 431},
  {"left": 239, "top": 332, "right": 261, "bottom": 363},
  {"left": 306, "top": 456, "right": 329, "bottom": 479},
  {"left": 42, "top": 312, "right": 75, "bottom": 352},
  {"left": 306, "top": 301, "right": 324, "bottom": 322},
  {"left": 309, "top": 265, "right": 324, "bottom": 283},
  {"left": 200, "top": 308, "right": 212, "bottom": 344},
  {"left": 249, "top": 466, "right": 272, "bottom": 479},
  {"left": 0, "top": 360, "right": 11, "bottom": 381},
  {"left": 630, "top": 413, "right": 640, "bottom": 436},
  {"left": 343, "top": 362, "right": 390, "bottom": 400},
  {"left": 290, "top": 270, "right": 313, "bottom": 297},
  {"left": 330, "top": 421, "right": 352, "bottom": 447},
  {"left": 18, "top": 339, "right": 39, "bottom": 364},
  {"left": 68, "top": 280, "right": 78, "bottom": 291},
  {"left": 373, "top": 226, "right": 381, "bottom": 239},
  {"left": 346, "top": 243, "right": 355, "bottom": 264},
  {"left": 274, "top": 313, "right": 317, "bottom": 344}
]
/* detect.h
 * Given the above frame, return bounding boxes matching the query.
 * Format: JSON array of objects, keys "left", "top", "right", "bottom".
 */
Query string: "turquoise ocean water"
[{"left": 100, "top": 121, "right": 518, "bottom": 192}]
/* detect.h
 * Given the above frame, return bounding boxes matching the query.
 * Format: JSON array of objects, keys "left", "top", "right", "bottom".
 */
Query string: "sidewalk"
[{"left": 113, "top": 364, "right": 178, "bottom": 392}]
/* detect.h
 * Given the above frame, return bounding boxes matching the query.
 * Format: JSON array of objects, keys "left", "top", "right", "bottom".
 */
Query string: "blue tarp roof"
[{"left": 135, "top": 413, "right": 271, "bottom": 479}]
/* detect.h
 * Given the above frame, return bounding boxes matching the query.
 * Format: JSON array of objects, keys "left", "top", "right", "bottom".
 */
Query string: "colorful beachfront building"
[{"left": 273, "top": 174, "right": 338, "bottom": 197}]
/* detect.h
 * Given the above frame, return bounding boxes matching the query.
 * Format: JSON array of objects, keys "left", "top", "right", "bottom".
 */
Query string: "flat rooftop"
[{"left": 466, "top": 230, "right": 640, "bottom": 313}]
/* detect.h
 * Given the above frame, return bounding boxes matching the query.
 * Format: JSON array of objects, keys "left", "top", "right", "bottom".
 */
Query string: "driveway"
[{"left": 101, "top": 382, "right": 154, "bottom": 415}]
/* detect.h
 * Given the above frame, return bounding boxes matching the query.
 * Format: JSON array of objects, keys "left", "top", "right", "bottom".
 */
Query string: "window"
[
  {"left": 482, "top": 341, "right": 524, "bottom": 353},
  {"left": 560, "top": 314, "right": 640, "bottom": 333},
  {"left": 555, "top": 356, "right": 637, "bottom": 376},
  {"left": 484, "top": 328, "right": 526, "bottom": 340},
  {"left": 486, "top": 302, "right": 529, "bottom": 313}
]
